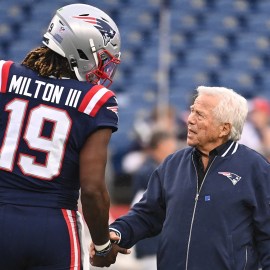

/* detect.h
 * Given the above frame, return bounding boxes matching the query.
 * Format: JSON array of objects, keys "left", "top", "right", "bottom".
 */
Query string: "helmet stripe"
[{"left": 73, "top": 16, "right": 96, "bottom": 23}]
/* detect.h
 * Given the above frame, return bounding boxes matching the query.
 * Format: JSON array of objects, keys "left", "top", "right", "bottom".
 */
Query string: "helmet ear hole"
[{"left": 77, "top": 49, "right": 88, "bottom": 60}]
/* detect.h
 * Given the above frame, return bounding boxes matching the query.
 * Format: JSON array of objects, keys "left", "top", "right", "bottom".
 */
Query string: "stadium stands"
[{"left": 2, "top": 0, "right": 269, "bottom": 99}]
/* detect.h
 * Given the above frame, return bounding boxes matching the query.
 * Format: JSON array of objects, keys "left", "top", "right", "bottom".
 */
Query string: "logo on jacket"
[
  {"left": 218, "top": 172, "right": 242, "bottom": 185},
  {"left": 73, "top": 16, "right": 116, "bottom": 46}
]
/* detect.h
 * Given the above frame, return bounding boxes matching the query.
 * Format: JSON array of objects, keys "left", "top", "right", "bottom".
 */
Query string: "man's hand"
[
  {"left": 90, "top": 231, "right": 131, "bottom": 267},
  {"left": 90, "top": 243, "right": 130, "bottom": 267}
]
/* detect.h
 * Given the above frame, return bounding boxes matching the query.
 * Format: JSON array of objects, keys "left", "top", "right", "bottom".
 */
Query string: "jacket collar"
[{"left": 194, "top": 140, "right": 239, "bottom": 158}]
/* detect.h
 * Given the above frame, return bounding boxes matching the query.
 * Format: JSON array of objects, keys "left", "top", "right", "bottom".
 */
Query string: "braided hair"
[{"left": 22, "top": 46, "right": 77, "bottom": 80}]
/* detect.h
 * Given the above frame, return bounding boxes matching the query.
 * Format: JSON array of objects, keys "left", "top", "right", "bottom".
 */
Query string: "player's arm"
[{"left": 79, "top": 128, "right": 112, "bottom": 246}]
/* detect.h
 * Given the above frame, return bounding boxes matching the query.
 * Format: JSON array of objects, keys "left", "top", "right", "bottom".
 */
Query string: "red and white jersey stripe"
[
  {"left": 78, "top": 85, "right": 115, "bottom": 117},
  {"left": 0, "top": 60, "right": 13, "bottom": 93}
]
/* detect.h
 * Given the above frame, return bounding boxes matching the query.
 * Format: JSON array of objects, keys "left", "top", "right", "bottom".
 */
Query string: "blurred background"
[{"left": 1, "top": 0, "right": 270, "bottom": 268}]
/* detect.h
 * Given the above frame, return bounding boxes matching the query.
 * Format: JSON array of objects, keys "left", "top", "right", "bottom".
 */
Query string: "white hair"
[{"left": 196, "top": 86, "right": 248, "bottom": 141}]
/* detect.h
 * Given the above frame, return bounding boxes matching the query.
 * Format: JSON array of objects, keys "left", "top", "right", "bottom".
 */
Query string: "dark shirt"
[{"left": 193, "top": 140, "right": 233, "bottom": 188}]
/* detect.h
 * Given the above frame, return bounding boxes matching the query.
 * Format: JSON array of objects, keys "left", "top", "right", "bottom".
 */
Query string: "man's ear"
[{"left": 219, "top": 123, "right": 231, "bottom": 137}]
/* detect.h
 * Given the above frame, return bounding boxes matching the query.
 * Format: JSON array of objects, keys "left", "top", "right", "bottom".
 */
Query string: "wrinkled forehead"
[{"left": 193, "top": 93, "right": 220, "bottom": 110}]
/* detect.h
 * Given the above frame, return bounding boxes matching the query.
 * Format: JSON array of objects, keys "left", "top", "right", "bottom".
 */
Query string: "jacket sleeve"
[
  {"left": 253, "top": 160, "right": 270, "bottom": 269},
  {"left": 110, "top": 168, "right": 166, "bottom": 249}
]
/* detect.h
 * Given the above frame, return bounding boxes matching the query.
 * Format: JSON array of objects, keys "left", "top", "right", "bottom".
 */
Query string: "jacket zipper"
[
  {"left": 185, "top": 156, "right": 217, "bottom": 270},
  {"left": 243, "top": 246, "right": 248, "bottom": 270}
]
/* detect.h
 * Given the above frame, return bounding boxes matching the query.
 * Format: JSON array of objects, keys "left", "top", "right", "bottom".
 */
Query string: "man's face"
[{"left": 187, "top": 94, "right": 225, "bottom": 154}]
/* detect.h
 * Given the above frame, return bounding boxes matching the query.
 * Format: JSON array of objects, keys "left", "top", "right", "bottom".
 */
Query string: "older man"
[{"left": 91, "top": 86, "right": 270, "bottom": 270}]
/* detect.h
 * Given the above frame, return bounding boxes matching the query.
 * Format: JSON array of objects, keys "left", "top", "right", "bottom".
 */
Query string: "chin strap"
[{"left": 69, "top": 58, "right": 86, "bottom": 81}]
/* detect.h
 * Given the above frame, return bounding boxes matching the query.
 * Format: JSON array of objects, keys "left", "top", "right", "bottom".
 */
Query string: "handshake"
[{"left": 90, "top": 231, "right": 131, "bottom": 267}]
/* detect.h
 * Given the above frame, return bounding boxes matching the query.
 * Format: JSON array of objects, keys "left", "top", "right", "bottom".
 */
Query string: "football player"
[{"left": 0, "top": 3, "right": 128, "bottom": 269}]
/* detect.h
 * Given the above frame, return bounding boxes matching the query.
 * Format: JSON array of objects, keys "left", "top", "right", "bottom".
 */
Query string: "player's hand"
[
  {"left": 89, "top": 231, "right": 126, "bottom": 258},
  {"left": 90, "top": 242, "right": 130, "bottom": 267},
  {"left": 90, "top": 231, "right": 130, "bottom": 267}
]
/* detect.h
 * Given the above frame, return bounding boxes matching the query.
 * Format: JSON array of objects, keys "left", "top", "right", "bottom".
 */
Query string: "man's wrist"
[
  {"left": 94, "top": 240, "right": 112, "bottom": 257},
  {"left": 94, "top": 240, "right": 111, "bottom": 251}
]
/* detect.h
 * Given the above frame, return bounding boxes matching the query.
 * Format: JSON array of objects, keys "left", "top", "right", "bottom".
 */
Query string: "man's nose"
[{"left": 187, "top": 112, "right": 195, "bottom": 124}]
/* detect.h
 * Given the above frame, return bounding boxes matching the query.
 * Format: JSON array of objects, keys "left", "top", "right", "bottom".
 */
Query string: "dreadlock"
[{"left": 22, "top": 46, "right": 77, "bottom": 80}]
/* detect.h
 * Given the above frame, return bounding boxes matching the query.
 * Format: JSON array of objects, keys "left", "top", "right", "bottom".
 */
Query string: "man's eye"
[{"left": 198, "top": 113, "right": 204, "bottom": 119}]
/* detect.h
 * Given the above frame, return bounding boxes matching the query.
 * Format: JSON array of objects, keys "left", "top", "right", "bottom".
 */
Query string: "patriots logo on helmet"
[
  {"left": 218, "top": 172, "right": 242, "bottom": 185},
  {"left": 73, "top": 15, "right": 116, "bottom": 46}
]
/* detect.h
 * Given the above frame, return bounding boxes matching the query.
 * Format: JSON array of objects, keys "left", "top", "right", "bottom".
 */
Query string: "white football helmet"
[{"left": 43, "top": 4, "right": 121, "bottom": 87}]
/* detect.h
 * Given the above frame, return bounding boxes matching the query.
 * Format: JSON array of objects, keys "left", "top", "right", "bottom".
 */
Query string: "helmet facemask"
[{"left": 86, "top": 48, "right": 121, "bottom": 87}]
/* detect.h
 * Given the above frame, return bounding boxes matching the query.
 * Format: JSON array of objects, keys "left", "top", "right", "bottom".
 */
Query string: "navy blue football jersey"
[{"left": 0, "top": 60, "right": 118, "bottom": 210}]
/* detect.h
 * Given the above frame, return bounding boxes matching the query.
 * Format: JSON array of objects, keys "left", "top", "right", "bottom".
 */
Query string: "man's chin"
[{"left": 186, "top": 139, "right": 196, "bottom": 146}]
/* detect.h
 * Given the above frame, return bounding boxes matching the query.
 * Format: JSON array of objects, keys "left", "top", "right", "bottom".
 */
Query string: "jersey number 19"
[{"left": 0, "top": 98, "right": 71, "bottom": 180}]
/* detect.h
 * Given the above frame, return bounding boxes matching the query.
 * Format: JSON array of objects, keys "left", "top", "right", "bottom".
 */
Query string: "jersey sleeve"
[
  {"left": 0, "top": 60, "right": 13, "bottom": 93},
  {"left": 94, "top": 95, "right": 119, "bottom": 132},
  {"left": 77, "top": 84, "right": 118, "bottom": 132}
]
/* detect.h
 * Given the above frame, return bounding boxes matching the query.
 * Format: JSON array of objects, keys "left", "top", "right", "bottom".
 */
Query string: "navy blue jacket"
[
  {"left": 132, "top": 156, "right": 160, "bottom": 258},
  {"left": 110, "top": 142, "right": 270, "bottom": 270}
]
